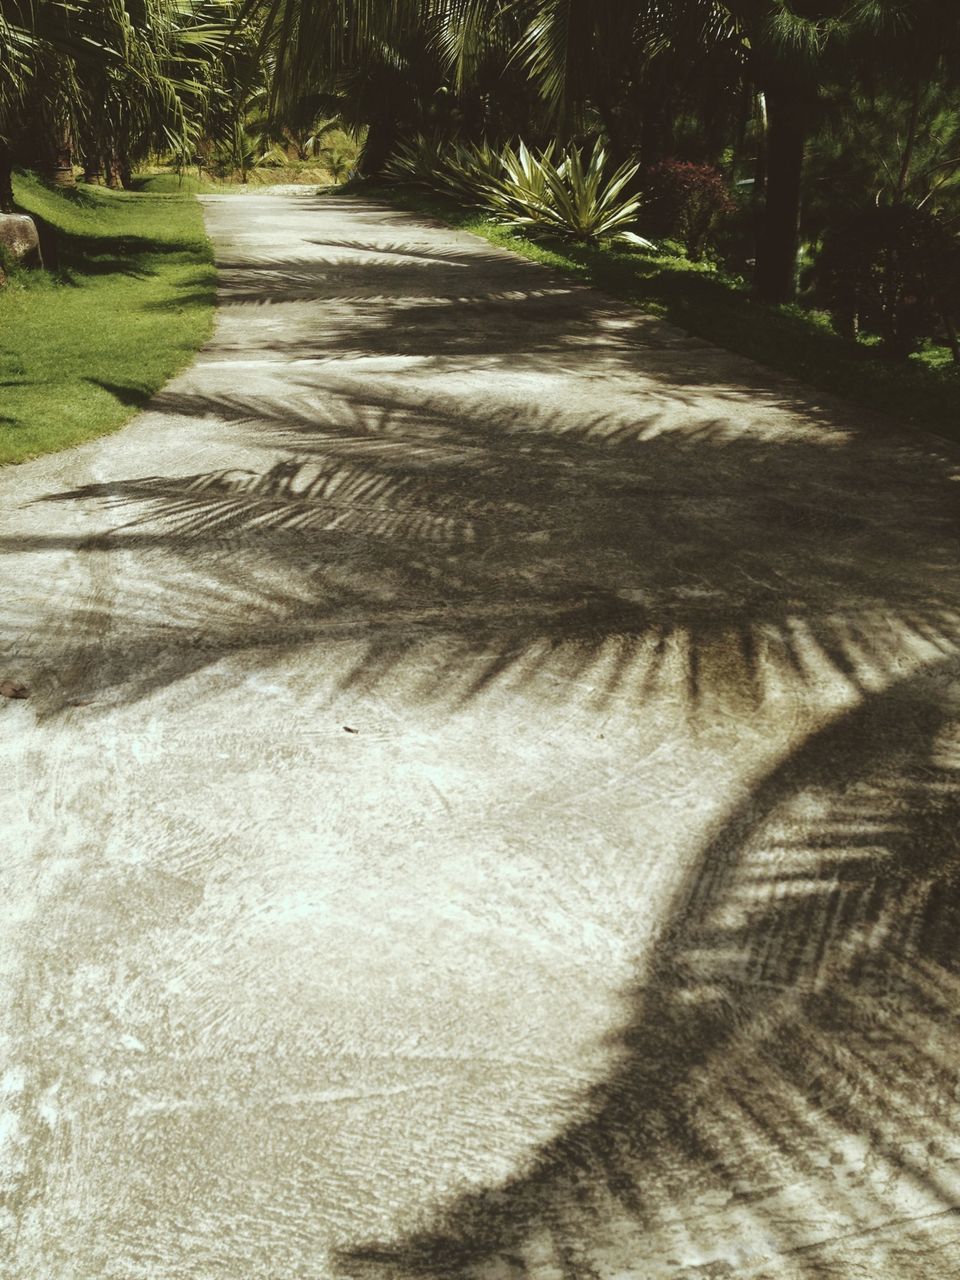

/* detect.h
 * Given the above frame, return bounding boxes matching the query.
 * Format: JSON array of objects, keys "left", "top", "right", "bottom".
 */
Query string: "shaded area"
[
  {"left": 18, "top": 373, "right": 960, "bottom": 718},
  {"left": 84, "top": 377, "right": 154, "bottom": 410},
  {"left": 337, "top": 657, "right": 960, "bottom": 1278},
  {"left": 364, "top": 184, "right": 960, "bottom": 443}
]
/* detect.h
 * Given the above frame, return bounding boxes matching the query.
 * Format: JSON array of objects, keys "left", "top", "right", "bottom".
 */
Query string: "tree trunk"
[
  {"left": 594, "top": 91, "right": 627, "bottom": 168},
  {"left": 833, "top": 307, "right": 859, "bottom": 343},
  {"left": 359, "top": 119, "right": 396, "bottom": 177},
  {"left": 895, "top": 77, "right": 922, "bottom": 201},
  {"left": 943, "top": 314, "right": 960, "bottom": 365},
  {"left": 0, "top": 147, "right": 15, "bottom": 213},
  {"left": 637, "top": 80, "right": 670, "bottom": 172},
  {"left": 50, "top": 125, "right": 76, "bottom": 188},
  {"left": 82, "top": 156, "right": 103, "bottom": 185},
  {"left": 105, "top": 154, "right": 123, "bottom": 190},
  {"left": 754, "top": 83, "right": 805, "bottom": 304}
]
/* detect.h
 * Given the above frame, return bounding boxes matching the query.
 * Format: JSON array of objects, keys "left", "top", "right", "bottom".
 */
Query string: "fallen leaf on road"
[{"left": 0, "top": 679, "right": 29, "bottom": 699}]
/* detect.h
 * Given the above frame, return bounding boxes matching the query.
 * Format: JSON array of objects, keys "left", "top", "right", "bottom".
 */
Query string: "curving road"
[{"left": 2, "top": 191, "right": 960, "bottom": 1279}]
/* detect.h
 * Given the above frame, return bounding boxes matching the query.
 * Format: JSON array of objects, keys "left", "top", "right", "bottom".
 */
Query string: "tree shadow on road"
[
  {"left": 15, "top": 375, "right": 959, "bottom": 720},
  {"left": 334, "top": 657, "right": 960, "bottom": 1278},
  {"left": 6, "top": 208, "right": 960, "bottom": 1273}
]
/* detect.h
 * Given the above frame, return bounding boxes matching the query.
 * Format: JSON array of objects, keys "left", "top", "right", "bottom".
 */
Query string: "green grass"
[
  {"left": 358, "top": 182, "right": 960, "bottom": 444},
  {"left": 132, "top": 172, "right": 225, "bottom": 195},
  {"left": 0, "top": 171, "right": 215, "bottom": 464},
  {"left": 133, "top": 165, "right": 335, "bottom": 195}
]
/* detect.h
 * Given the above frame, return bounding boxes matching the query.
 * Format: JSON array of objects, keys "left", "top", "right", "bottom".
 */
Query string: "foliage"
[
  {"left": 318, "top": 128, "right": 361, "bottom": 181},
  {"left": 804, "top": 81, "right": 960, "bottom": 230},
  {"left": 0, "top": 1, "right": 233, "bottom": 200},
  {"left": 814, "top": 204, "right": 960, "bottom": 362},
  {"left": 641, "top": 160, "right": 735, "bottom": 260},
  {"left": 490, "top": 142, "right": 648, "bottom": 244},
  {"left": 386, "top": 135, "right": 653, "bottom": 246},
  {"left": 483, "top": 139, "right": 559, "bottom": 225},
  {"left": 3, "top": 0, "right": 960, "bottom": 428},
  {"left": 0, "top": 171, "right": 215, "bottom": 463},
  {"left": 385, "top": 134, "right": 500, "bottom": 201}
]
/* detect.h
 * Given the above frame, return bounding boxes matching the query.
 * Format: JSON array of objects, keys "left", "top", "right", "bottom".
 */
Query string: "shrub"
[
  {"left": 383, "top": 134, "right": 446, "bottom": 188},
  {"left": 486, "top": 142, "right": 649, "bottom": 246},
  {"left": 385, "top": 136, "right": 654, "bottom": 248},
  {"left": 641, "top": 160, "right": 734, "bottom": 260},
  {"left": 814, "top": 204, "right": 960, "bottom": 362},
  {"left": 438, "top": 139, "right": 503, "bottom": 202}
]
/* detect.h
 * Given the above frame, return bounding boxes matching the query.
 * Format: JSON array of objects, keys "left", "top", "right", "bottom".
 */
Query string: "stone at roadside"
[{"left": 0, "top": 213, "right": 43, "bottom": 270}]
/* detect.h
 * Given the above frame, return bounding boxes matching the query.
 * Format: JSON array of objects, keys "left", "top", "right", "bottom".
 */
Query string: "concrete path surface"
[{"left": 2, "top": 192, "right": 960, "bottom": 1279}]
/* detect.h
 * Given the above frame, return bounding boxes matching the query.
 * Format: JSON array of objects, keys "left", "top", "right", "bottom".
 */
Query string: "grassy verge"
[
  {"left": 0, "top": 171, "right": 215, "bottom": 465},
  {"left": 132, "top": 172, "right": 228, "bottom": 195},
  {"left": 133, "top": 167, "right": 334, "bottom": 195},
  {"left": 358, "top": 182, "right": 960, "bottom": 444}
]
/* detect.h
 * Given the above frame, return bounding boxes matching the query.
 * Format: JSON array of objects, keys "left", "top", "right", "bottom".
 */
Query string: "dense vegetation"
[
  {"left": 0, "top": 0, "right": 356, "bottom": 202},
  {"left": 2, "top": 1, "right": 959, "bottom": 443}
]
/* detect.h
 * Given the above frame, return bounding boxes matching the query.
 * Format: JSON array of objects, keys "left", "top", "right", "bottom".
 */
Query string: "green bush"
[
  {"left": 815, "top": 204, "right": 960, "bottom": 362},
  {"left": 385, "top": 136, "right": 499, "bottom": 202},
  {"left": 385, "top": 136, "right": 654, "bottom": 248}
]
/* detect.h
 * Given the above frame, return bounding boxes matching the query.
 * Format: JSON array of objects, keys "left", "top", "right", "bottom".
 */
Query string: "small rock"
[
  {"left": 0, "top": 679, "right": 29, "bottom": 699},
  {"left": 0, "top": 214, "right": 43, "bottom": 269}
]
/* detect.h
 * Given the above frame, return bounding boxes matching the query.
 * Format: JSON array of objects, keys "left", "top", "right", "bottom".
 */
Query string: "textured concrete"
[{"left": 1, "top": 191, "right": 959, "bottom": 1279}]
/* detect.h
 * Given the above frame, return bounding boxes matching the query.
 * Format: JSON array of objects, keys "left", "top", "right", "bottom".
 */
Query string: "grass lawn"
[
  {"left": 133, "top": 167, "right": 334, "bottom": 195},
  {"left": 0, "top": 172, "right": 215, "bottom": 465},
  {"left": 359, "top": 182, "right": 960, "bottom": 445}
]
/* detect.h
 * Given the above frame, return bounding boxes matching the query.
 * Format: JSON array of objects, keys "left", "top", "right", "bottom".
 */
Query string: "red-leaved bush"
[{"left": 641, "top": 160, "right": 734, "bottom": 260}]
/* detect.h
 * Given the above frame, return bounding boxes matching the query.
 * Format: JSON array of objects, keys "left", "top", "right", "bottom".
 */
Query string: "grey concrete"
[{"left": 1, "top": 191, "right": 959, "bottom": 1279}]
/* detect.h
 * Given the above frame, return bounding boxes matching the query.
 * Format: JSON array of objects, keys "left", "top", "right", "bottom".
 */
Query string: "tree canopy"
[{"left": 3, "top": 0, "right": 958, "bottom": 343}]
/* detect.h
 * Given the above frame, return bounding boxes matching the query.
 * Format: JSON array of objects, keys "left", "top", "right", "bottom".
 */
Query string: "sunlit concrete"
[{"left": 1, "top": 192, "right": 959, "bottom": 1279}]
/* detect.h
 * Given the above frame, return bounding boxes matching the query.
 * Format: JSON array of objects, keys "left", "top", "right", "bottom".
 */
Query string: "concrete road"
[{"left": 2, "top": 192, "right": 960, "bottom": 1279}]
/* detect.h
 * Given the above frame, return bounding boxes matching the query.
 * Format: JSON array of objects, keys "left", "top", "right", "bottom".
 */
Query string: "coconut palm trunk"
[
  {"left": 81, "top": 155, "right": 103, "bottom": 184},
  {"left": 0, "top": 145, "right": 15, "bottom": 212},
  {"left": 49, "top": 122, "right": 76, "bottom": 187},
  {"left": 753, "top": 80, "right": 805, "bottom": 304}
]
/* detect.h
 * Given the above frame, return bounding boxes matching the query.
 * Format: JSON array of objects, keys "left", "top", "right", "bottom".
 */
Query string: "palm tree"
[
  {"left": 0, "top": 0, "right": 230, "bottom": 210},
  {"left": 232, "top": 0, "right": 960, "bottom": 306}
]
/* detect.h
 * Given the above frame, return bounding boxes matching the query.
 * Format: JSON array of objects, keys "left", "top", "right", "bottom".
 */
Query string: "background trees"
[
  {"left": 3, "top": 0, "right": 958, "bottom": 362},
  {"left": 238, "top": 0, "right": 960, "bottom": 337},
  {"left": 0, "top": 0, "right": 231, "bottom": 208}
]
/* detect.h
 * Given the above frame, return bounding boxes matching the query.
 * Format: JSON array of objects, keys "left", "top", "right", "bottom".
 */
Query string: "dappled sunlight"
[
  {"left": 23, "top": 368, "right": 960, "bottom": 722},
  {"left": 337, "top": 660, "right": 960, "bottom": 1279},
  {"left": 3, "top": 193, "right": 959, "bottom": 1279}
]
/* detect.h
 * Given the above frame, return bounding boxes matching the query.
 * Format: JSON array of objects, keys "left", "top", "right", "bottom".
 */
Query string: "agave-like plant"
[
  {"left": 382, "top": 133, "right": 446, "bottom": 187},
  {"left": 486, "top": 140, "right": 654, "bottom": 247},
  {"left": 440, "top": 137, "right": 501, "bottom": 201},
  {"left": 385, "top": 133, "right": 655, "bottom": 247},
  {"left": 383, "top": 133, "right": 498, "bottom": 201},
  {"left": 485, "top": 138, "right": 555, "bottom": 214},
  {"left": 537, "top": 143, "right": 648, "bottom": 244}
]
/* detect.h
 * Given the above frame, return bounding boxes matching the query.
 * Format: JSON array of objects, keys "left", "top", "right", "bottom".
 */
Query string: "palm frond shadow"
[
  {"left": 305, "top": 238, "right": 502, "bottom": 266},
  {"left": 203, "top": 229, "right": 708, "bottom": 364},
  {"left": 335, "top": 658, "right": 960, "bottom": 1279},
  {"left": 24, "top": 380, "right": 960, "bottom": 718},
  {"left": 212, "top": 255, "right": 584, "bottom": 329}
]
